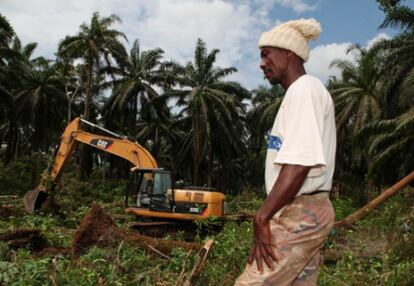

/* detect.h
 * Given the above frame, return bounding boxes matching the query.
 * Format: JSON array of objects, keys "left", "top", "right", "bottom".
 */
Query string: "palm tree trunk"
[
  {"left": 67, "top": 85, "right": 78, "bottom": 123},
  {"left": 133, "top": 94, "right": 138, "bottom": 134},
  {"left": 80, "top": 61, "right": 94, "bottom": 180},
  {"left": 154, "top": 128, "right": 159, "bottom": 160},
  {"left": 193, "top": 115, "right": 200, "bottom": 186},
  {"left": 84, "top": 62, "right": 93, "bottom": 121},
  {"left": 207, "top": 140, "right": 213, "bottom": 188}
]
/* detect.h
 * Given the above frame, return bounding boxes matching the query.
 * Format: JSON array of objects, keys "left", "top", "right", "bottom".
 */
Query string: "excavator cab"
[{"left": 127, "top": 169, "right": 174, "bottom": 212}]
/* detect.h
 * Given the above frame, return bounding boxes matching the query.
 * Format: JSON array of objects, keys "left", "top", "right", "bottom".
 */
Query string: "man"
[{"left": 235, "top": 18, "right": 336, "bottom": 285}]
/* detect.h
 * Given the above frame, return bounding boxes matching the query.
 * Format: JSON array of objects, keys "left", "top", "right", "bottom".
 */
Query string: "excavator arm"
[
  {"left": 24, "top": 117, "right": 157, "bottom": 213},
  {"left": 50, "top": 117, "right": 157, "bottom": 181}
]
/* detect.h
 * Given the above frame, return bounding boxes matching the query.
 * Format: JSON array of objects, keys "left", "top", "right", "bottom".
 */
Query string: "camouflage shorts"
[{"left": 235, "top": 192, "right": 334, "bottom": 286}]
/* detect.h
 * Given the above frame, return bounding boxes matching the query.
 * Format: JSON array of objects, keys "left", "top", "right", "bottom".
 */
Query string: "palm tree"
[
  {"left": 58, "top": 12, "right": 127, "bottom": 122},
  {"left": 102, "top": 39, "right": 165, "bottom": 135},
  {"left": 352, "top": 4, "right": 414, "bottom": 185},
  {"left": 135, "top": 95, "right": 181, "bottom": 167},
  {"left": 329, "top": 46, "right": 382, "bottom": 135},
  {"left": 371, "top": 5, "right": 414, "bottom": 116},
  {"left": 15, "top": 58, "right": 67, "bottom": 152},
  {"left": 0, "top": 14, "right": 17, "bottom": 163},
  {"left": 328, "top": 46, "right": 386, "bottom": 200},
  {"left": 0, "top": 36, "right": 41, "bottom": 163},
  {"left": 58, "top": 12, "right": 127, "bottom": 179},
  {"left": 166, "top": 39, "right": 248, "bottom": 187},
  {"left": 358, "top": 107, "right": 414, "bottom": 183},
  {"left": 0, "top": 13, "right": 15, "bottom": 66},
  {"left": 0, "top": 86, "right": 17, "bottom": 164}
]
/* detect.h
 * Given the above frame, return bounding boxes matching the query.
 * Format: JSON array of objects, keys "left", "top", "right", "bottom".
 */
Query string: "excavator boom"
[
  {"left": 50, "top": 117, "right": 157, "bottom": 181},
  {"left": 24, "top": 117, "right": 157, "bottom": 213}
]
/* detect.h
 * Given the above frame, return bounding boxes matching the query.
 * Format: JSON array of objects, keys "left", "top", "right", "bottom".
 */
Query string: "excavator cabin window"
[{"left": 125, "top": 169, "right": 174, "bottom": 212}]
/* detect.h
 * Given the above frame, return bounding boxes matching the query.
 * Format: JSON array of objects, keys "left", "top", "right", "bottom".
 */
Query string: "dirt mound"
[
  {"left": 0, "top": 205, "right": 14, "bottom": 219},
  {"left": 0, "top": 204, "right": 22, "bottom": 220},
  {"left": 0, "top": 229, "right": 48, "bottom": 251},
  {"left": 72, "top": 202, "right": 124, "bottom": 255}
]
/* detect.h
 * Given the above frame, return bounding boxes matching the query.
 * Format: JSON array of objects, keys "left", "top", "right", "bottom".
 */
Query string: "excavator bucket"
[{"left": 23, "top": 184, "right": 48, "bottom": 213}]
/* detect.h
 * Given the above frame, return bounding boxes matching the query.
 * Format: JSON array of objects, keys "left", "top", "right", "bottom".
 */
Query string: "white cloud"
[
  {"left": 306, "top": 42, "right": 356, "bottom": 84},
  {"left": 306, "top": 32, "right": 392, "bottom": 84},
  {"left": 126, "top": 1, "right": 255, "bottom": 65},
  {"left": 274, "top": 0, "right": 319, "bottom": 13},
  {"left": 2, "top": 0, "right": 269, "bottom": 88},
  {"left": 366, "top": 32, "right": 391, "bottom": 49}
]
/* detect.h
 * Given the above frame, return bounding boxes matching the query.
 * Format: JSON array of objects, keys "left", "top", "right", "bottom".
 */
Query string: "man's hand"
[
  {"left": 248, "top": 216, "right": 280, "bottom": 273},
  {"left": 247, "top": 164, "right": 311, "bottom": 273}
]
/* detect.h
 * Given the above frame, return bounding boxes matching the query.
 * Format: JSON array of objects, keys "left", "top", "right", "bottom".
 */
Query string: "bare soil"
[
  {"left": 0, "top": 204, "right": 22, "bottom": 219},
  {"left": 0, "top": 229, "right": 48, "bottom": 251},
  {"left": 72, "top": 202, "right": 124, "bottom": 255}
]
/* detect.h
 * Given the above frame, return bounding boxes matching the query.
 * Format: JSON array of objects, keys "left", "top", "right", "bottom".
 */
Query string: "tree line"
[{"left": 0, "top": 2, "right": 412, "bottom": 199}]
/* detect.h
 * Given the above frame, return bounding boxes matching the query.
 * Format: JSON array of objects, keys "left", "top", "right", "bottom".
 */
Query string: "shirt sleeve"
[{"left": 274, "top": 81, "right": 327, "bottom": 176}]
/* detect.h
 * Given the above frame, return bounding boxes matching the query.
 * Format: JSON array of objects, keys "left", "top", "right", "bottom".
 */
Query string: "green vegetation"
[
  {"left": 0, "top": 175, "right": 412, "bottom": 285},
  {"left": 0, "top": 1, "right": 413, "bottom": 285}
]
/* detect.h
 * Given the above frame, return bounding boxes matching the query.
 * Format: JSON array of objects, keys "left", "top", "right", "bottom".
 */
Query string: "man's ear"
[{"left": 286, "top": 51, "right": 294, "bottom": 58}]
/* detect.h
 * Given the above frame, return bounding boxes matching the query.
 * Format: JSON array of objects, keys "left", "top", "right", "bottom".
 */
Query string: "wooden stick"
[
  {"left": 146, "top": 243, "right": 171, "bottom": 260},
  {"left": 175, "top": 250, "right": 193, "bottom": 286},
  {"left": 183, "top": 239, "right": 213, "bottom": 286},
  {"left": 335, "top": 170, "right": 414, "bottom": 228},
  {"left": 112, "top": 240, "right": 124, "bottom": 275}
]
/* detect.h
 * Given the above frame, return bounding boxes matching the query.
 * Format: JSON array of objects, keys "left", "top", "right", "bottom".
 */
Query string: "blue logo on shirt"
[{"left": 268, "top": 135, "right": 282, "bottom": 151}]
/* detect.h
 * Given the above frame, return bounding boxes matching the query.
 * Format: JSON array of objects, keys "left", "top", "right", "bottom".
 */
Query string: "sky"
[{"left": 2, "top": 0, "right": 413, "bottom": 90}]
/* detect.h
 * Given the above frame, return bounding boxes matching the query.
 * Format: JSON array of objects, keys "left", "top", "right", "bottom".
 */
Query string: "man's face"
[{"left": 260, "top": 47, "right": 289, "bottom": 85}]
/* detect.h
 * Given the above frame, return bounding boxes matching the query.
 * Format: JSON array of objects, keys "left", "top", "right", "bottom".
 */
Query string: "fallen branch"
[
  {"left": 112, "top": 240, "right": 124, "bottom": 276},
  {"left": 335, "top": 170, "right": 414, "bottom": 228},
  {"left": 183, "top": 239, "right": 213, "bottom": 286},
  {"left": 146, "top": 243, "right": 170, "bottom": 260},
  {"left": 175, "top": 250, "right": 193, "bottom": 286},
  {"left": 221, "top": 212, "right": 253, "bottom": 222}
]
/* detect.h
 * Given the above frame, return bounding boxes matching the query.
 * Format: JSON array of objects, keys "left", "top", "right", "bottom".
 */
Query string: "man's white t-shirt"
[{"left": 265, "top": 74, "right": 336, "bottom": 196}]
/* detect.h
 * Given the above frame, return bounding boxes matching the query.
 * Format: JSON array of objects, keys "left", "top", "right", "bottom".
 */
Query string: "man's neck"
[{"left": 280, "top": 66, "right": 306, "bottom": 90}]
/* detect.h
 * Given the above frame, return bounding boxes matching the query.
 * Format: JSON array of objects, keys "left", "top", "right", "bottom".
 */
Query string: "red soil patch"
[
  {"left": 0, "top": 229, "right": 48, "bottom": 251},
  {"left": 71, "top": 202, "right": 124, "bottom": 255}
]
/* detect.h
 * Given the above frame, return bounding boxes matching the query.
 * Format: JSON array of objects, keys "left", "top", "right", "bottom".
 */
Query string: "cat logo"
[{"left": 90, "top": 139, "right": 113, "bottom": 149}]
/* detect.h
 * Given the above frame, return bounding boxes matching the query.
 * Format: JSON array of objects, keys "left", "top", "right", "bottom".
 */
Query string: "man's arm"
[{"left": 248, "top": 164, "right": 311, "bottom": 273}]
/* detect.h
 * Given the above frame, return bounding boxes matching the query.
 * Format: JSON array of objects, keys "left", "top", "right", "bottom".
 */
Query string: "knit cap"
[{"left": 258, "top": 18, "right": 321, "bottom": 62}]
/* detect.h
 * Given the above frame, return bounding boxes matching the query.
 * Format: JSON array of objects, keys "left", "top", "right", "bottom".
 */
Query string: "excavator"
[{"left": 23, "top": 117, "right": 225, "bottom": 222}]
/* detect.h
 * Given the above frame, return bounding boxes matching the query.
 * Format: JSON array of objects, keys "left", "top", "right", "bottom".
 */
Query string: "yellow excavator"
[{"left": 23, "top": 117, "right": 225, "bottom": 221}]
